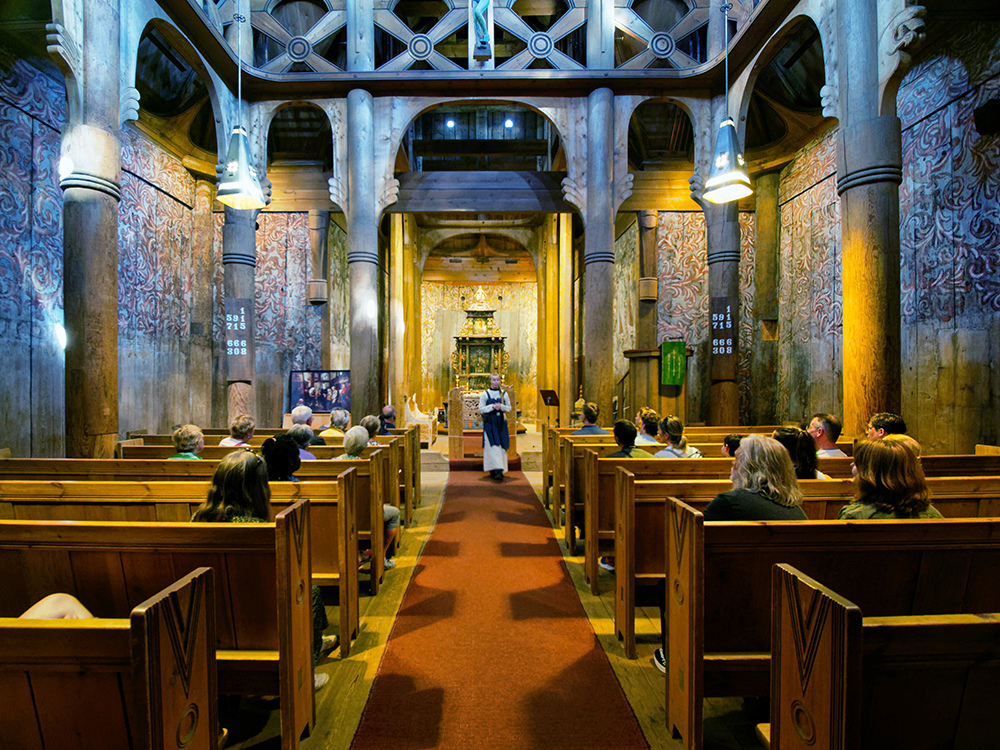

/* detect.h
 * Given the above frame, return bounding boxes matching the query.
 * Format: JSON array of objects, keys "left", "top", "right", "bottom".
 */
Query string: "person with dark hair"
[
  {"left": 773, "top": 426, "right": 828, "bottom": 479},
  {"left": 837, "top": 438, "right": 941, "bottom": 519},
  {"left": 607, "top": 419, "right": 651, "bottom": 458},
  {"left": 634, "top": 407, "right": 660, "bottom": 445},
  {"left": 573, "top": 401, "right": 608, "bottom": 435},
  {"left": 866, "top": 412, "right": 907, "bottom": 438},
  {"left": 722, "top": 434, "right": 743, "bottom": 457},
  {"left": 220, "top": 414, "right": 255, "bottom": 447},
  {"left": 479, "top": 373, "right": 512, "bottom": 481},
  {"left": 807, "top": 413, "right": 847, "bottom": 457},
  {"left": 190, "top": 450, "right": 335, "bottom": 688},
  {"left": 655, "top": 416, "right": 703, "bottom": 458},
  {"left": 261, "top": 434, "right": 301, "bottom": 482},
  {"left": 378, "top": 405, "right": 396, "bottom": 435},
  {"left": 168, "top": 424, "right": 204, "bottom": 460}
]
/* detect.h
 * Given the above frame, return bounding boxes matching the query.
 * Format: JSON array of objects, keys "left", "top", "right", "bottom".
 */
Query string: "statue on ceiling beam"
[{"left": 472, "top": 0, "right": 491, "bottom": 60}]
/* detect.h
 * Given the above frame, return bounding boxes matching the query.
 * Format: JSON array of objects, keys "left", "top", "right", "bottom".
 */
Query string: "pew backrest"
[
  {"left": 0, "top": 501, "right": 314, "bottom": 749},
  {"left": 771, "top": 563, "right": 1000, "bottom": 749},
  {"left": 665, "top": 500, "right": 1000, "bottom": 750}
]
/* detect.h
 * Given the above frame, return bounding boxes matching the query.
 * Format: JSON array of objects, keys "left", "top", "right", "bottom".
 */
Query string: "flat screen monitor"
[{"left": 289, "top": 370, "right": 350, "bottom": 413}]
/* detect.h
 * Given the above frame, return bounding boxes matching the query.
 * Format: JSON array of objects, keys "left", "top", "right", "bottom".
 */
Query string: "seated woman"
[
  {"left": 837, "top": 438, "right": 942, "bottom": 519},
  {"left": 219, "top": 413, "right": 254, "bottom": 447},
  {"left": 703, "top": 434, "right": 809, "bottom": 521},
  {"left": 262, "top": 434, "right": 301, "bottom": 481},
  {"left": 190, "top": 451, "right": 336, "bottom": 688},
  {"left": 654, "top": 416, "right": 703, "bottom": 458},
  {"left": 773, "top": 426, "right": 828, "bottom": 479},
  {"left": 168, "top": 424, "right": 204, "bottom": 460},
  {"left": 338, "top": 426, "right": 401, "bottom": 569}
]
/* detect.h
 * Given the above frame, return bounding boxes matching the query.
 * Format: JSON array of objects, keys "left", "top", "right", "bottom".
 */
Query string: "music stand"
[{"left": 539, "top": 390, "right": 559, "bottom": 427}]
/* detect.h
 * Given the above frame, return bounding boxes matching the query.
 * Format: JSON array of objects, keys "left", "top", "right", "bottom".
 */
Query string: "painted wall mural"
[
  {"left": 0, "top": 48, "right": 65, "bottom": 456},
  {"left": 776, "top": 127, "right": 842, "bottom": 425},
  {"left": 898, "top": 23, "right": 1000, "bottom": 452},
  {"left": 421, "top": 281, "right": 538, "bottom": 419},
  {"left": 613, "top": 219, "right": 638, "bottom": 383},
  {"left": 327, "top": 221, "right": 351, "bottom": 368},
  {"left": 655, "top": 212, "right": 756, "bottom": 424}
]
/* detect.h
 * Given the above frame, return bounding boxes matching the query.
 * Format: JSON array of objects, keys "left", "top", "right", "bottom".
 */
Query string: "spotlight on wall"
[
  {"left": 447, "top": 119, "right": 455, "bottom": 128},
  {"left": 703, "top": 3, "right": 752, "bottom": 205},
  {"left": 504, "top": 119, "right": 513, "bottom": 128},
  {"left": 54, "top": 323, "right": 67, "bottom": 351}
]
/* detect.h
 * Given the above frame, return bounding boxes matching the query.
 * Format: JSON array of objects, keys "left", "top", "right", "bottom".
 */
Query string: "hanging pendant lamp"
[
  {"left": 703, "top": 4, "right": 752, "bottom": 205},
  {"left": 217, "top": 12, "right": 267, "bottom": 210}
]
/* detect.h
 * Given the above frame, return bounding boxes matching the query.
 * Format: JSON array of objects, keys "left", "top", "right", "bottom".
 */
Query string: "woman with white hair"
[{"left": 702, "top": 434, "right": 809, "bottom": 521}]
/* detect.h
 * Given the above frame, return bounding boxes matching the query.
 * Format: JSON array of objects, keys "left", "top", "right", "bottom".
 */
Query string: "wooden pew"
[
  {"left": 0, "top": 452, "right": 396, "bottom": 596},
  {"left": 118, "top": 444, "right": 352, "bottom": 460},
  {"left": 0, "top": 475, "right": 360, "bottom": 656},
  {"left": 663, "top": 501, "right": 1000, "bottom": 750},
  {"left": 0, "top": 501, "right": 316, "bottom": 749},
  {"left": 558, "top": 437, "right": 622, "bottom": 549},
  {"left": 0, "top": 566, "right": 218, "bottom": 750},
  {"left": 377, "top": 432, "right": 413, "bottom": 528},
  {"left": 613, "top": 472, "right": 1000, "bottom": 659},
  {"left": 389, "top": 424, "right": 421, "bottom": 515},
  {"left": 767, "top": 564, "right": 1000, "bottom": 749}
]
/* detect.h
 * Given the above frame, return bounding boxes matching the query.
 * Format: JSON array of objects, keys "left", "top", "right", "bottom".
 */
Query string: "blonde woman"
[{"left": 702, "top": 434, "right": 808, "bottom": 521}]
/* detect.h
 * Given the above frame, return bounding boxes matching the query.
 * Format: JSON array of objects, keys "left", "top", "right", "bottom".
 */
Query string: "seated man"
[
  {"left": 608, "top": 419, "right": 652, "bottom": 458},
  {"left": 168, "top": 424, "right": 204, "bottom": 460},
  {"left": 378, "top": 405, "right": 396, "bottom": 435},
  {"left": 220, "top": 413, "right": 254, "bottom": 447},
  {"left": 573, "top": 402, "right": 609, "bottom": 435},
  {"left": 291, "top": 404, "right": 326, "bottom": 445},
  {"left": 866, "top": 411, "right": 907, "bottom": 438},
  {"left": 337, "top": 426, "right": 401, "bottom": 569},
  {"left": 807, "top": 412, "right": 847, "bottom": 457},
  {"left": 320, "top": 408, "right": 350, "bottom": 438},
  {"left": 634, "top": 407, "right": 660, "bottom": 445}
]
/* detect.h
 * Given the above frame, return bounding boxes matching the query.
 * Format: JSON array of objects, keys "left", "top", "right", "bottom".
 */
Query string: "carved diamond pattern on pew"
[
  {"left": 164, "top": 575, "right": 206, "bottom": 698},
  {"left": 784, "top": 571, "right": 831, "bottom": 694}
]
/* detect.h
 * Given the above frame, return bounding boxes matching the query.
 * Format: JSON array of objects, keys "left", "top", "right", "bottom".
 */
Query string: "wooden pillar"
[
  {"left": 222, "top": 207, "right": 258, "bottom": 422},
  {"left": 347, "top": 88, "right": 381, "bottom": 421},
  {"left": 347, "top": 2, "right": 374, "bottom": 71},
  {"left": 309, "top": 210, "right": 330, "bottom": 367},
  {"left": 752, "top": 172, "right": 780, "bottom": 424},
  {"left": 389, "top": 213, "right": 405, "bottom": 408},
  {"left": 587, "top": 0, "right": 614, "bottom": 69},
  {"left": 56, "top": 0, "right": 121, "bottom": 457},
  {"left": 559, "top": 213, "right": 573, "bottom": 427},
  {"left": 636, "top": 210, "right": 659, "bottom": 351},
  {"left": 582, "top": 88, "right": 616, "bottom": 426},
  {"left": 704, "top": 201, "right": 740, "bottom": 425},
  {"left": 403, "top": 216, "right": 421, "bottom": 409},
  {"left": 837, "top": 0, "right": 902, "bottom": 436}
]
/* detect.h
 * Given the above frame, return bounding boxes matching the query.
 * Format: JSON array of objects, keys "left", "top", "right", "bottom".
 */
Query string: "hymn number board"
[
  {"left": 710, "top": 296, "right": 737, "bottom": 379},
  {"left": 226, "top": 298, "right": 252, "bottom": 381}
]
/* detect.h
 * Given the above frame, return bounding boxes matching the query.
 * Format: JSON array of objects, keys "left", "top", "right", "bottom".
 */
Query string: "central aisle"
[{"left": 350, "top": 470, "right": 649, "bottom": 750}]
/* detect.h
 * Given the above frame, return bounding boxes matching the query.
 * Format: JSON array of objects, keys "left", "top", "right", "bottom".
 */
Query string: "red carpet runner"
[{"left": 351, "top": 470, "right": 649, "bottom": 750}]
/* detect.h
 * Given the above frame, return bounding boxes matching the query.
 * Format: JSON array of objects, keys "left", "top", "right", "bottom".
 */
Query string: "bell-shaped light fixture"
[
  {"left": 217, "top": 126, "right": 266, "bottom": 209},
  {"left": 703, "top": 3, "right": 753, "bottom": 205},
  {"left": 703, "top": 117, "right": 752, "bottom": 204},
  {"left": 216, "top": 12, "right": 267, "bottom": 210}
]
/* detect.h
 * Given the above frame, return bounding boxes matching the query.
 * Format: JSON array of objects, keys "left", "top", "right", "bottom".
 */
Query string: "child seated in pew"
[
  {"left": 20, "top": 593, "right": 92, "bottom": 619},
  {"left": 190, "top": 450, "right": 337, "bottom": 689},
  {"left": 337, "top": 426, "right": 401, "bottom": 570},
  {"left": 837, "top": 437, "right": 942, "bottom": 519},
  {"left": 262, "top": 434, "right": 301, "bottom": 481},
  {"left": 721, "top": 433, "right": 742, "bottom": 456}
]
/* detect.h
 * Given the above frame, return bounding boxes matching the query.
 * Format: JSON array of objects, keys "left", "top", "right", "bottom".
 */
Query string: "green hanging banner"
[{"left": 661, "top": 341, "right": 687, "bottom": 386}]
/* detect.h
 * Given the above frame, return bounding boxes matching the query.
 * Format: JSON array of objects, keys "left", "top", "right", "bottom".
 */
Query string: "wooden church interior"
[{"left": 1, "top": 0, "right": 1000, "bottom": 747}]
